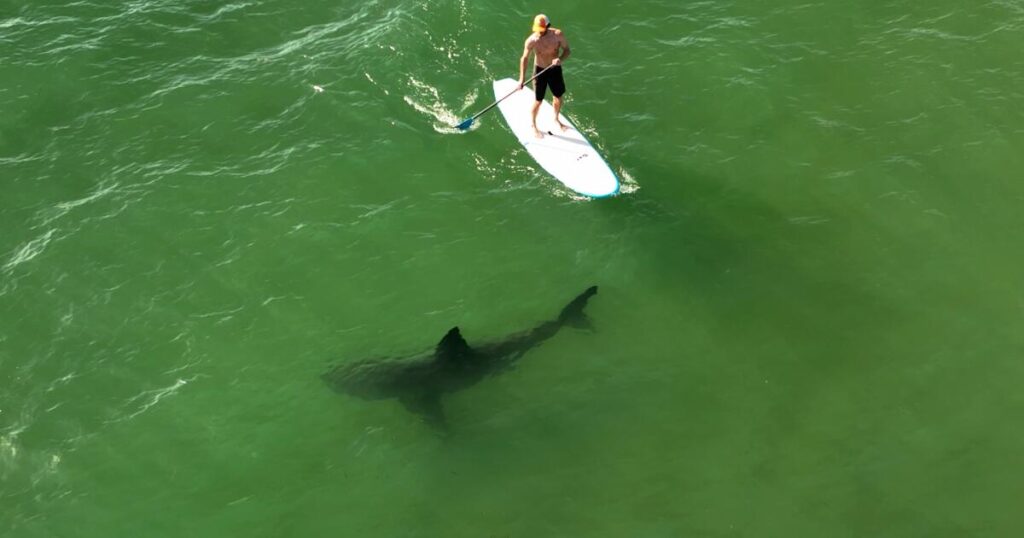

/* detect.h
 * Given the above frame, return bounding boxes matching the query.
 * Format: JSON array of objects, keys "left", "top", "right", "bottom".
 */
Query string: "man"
[{"left": 518, "top": 14, "right": 571, "bottom": 139}]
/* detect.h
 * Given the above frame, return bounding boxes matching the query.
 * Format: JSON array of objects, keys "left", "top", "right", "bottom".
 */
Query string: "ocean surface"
[{"left": 2, "top": 0, "right": 1023, "bottom": 536}]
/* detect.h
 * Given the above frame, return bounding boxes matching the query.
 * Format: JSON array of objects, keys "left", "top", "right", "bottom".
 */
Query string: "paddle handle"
[{"left": 463, "top": 64, "right": 555, "bottom": 125}]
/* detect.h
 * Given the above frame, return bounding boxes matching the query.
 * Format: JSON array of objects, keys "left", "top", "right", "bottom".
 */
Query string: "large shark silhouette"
[{"left": 322, "top": 286, "right": 599, "bottom": 430}]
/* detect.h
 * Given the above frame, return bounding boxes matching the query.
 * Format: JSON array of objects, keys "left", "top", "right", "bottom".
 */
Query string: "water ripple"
[
  {"left": 107, "top": 376, "right": 195, "bottom": 424},
  {"left": 3, "top": 229, "right": 58, "bottom": 272}
]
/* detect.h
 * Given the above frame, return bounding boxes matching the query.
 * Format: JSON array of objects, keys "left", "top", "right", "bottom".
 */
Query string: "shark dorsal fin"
[{"left": 436, "top": 327, "right": 472, "bottom": 361}]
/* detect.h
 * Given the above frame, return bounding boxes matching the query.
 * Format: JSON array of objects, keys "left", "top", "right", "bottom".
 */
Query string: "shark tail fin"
[{"left": 557, "top": 286, "right": 598, "bottom": 329}]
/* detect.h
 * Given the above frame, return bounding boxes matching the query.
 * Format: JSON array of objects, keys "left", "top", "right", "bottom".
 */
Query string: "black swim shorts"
[{"left": 534, "top": 65, "right": 566, "bottom": 101}]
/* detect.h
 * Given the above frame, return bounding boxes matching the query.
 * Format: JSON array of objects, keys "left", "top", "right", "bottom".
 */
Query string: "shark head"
[{"left": 321, "top": 354, "right": 410, "bottom": 400}]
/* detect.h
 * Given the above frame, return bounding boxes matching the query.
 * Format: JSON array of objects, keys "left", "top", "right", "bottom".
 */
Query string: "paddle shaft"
[{"left": 459, "top": 64, "right": 555, "bottom": 128}]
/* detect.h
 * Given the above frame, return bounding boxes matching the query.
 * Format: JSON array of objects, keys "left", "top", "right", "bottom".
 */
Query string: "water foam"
[
  {"left": 36, "top": 181, "right": 119, "bottom": 227},
  {"left": 403, "top": 76, "right": 472, "bottom": 134},
  {"left": 4, "top": 229, "right": 58, "bottom": 272},
  {"left": 617, "top": 168, "right": 642, "bottom": 195},
  {"left": 110, "top": 377, "right": 195, "bottom": 423}
]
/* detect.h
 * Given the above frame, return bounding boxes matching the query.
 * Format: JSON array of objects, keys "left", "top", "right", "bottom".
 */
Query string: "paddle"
[{"left": 456, "top": 65, "right": 555, "bottom": 131}]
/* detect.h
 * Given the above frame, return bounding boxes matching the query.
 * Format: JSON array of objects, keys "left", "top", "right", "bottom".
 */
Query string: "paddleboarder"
[{"left": 518, "top": 14, "right": 571, "bottom": 139}]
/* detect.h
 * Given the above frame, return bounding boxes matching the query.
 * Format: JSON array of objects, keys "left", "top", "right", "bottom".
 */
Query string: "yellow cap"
[{"left": 532, "top": 14, "right": 550, "bottom": 33}]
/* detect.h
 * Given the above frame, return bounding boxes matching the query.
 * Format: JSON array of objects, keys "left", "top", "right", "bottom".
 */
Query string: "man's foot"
[
  {"left": 556, "top": 121, "right": 569, "bottom": 132},
  {"left": 533, "top": 127, "right": 544, "bottom": 139}
]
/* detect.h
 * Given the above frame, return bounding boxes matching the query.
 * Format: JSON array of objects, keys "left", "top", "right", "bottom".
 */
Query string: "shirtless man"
[{"left": 518, "top": 14, "right": 571, "bottom": 138}]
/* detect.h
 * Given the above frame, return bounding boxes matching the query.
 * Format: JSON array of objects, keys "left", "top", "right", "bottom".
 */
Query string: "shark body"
[{"left": 322, "top": 286, "right": 598, "bottom": 429}]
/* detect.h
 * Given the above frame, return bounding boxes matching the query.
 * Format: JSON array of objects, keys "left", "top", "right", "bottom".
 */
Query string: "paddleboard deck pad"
[{"left": 492, "top": 78, "right": 619, "bottom": 198}]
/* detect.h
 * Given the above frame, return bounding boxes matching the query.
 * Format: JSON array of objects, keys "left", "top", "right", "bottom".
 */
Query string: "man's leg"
[
  {"left": 550, "top": 67, "right": 568, "bottom": 132},
  {"left": 553, "top": 96, "right": 568, "bottom": 132},
  {"left": 531, "top": 100, "right": 543, "bottom": 138},
  {"left": 532, "top": 68, "right": 548, "bottom": 138}
]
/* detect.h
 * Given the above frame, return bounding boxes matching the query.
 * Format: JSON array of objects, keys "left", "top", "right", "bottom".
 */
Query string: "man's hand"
[
  {"left": 518, "top": 78, "right": 525, "bottom": 90},
  {"left": 551, "top": 58, "right": 562, "bottom": 67}
]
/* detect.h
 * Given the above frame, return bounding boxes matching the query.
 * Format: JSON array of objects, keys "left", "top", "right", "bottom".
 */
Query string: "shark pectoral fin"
[
  {"left": 399, "top": 393, "right": 448, "bottom": 432},
  {"left": 436, "top": 326, "right": 472, "bottom": 361}
]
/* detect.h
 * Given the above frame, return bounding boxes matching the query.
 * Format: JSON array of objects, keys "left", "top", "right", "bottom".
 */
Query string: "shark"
[{"left": 322, "top": 286, "right": 599, "bottom": 430}]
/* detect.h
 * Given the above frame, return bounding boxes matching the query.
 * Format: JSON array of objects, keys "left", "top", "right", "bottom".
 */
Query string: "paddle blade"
[{"left": 456, "top": 118, "right": 474, "bottom": 130}]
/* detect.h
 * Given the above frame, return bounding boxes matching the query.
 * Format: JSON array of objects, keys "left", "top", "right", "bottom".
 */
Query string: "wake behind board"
[{"left": 493, "top": 78, "right": 619, "bottom": 198}]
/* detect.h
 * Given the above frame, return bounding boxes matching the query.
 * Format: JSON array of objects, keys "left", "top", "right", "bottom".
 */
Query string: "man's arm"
[
  {"left": 555, "top": 32, "right": 571, "bottom": 65},
  {"left": 518, "top": 38, "right": 534, "bottom": 87}
]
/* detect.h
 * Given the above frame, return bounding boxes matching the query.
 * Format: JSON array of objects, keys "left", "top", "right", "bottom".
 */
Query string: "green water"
[{"left": 3, "top": 0, "right": 1023, "bottom": 535}]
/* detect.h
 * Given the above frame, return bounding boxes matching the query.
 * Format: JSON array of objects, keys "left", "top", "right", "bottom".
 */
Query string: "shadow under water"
[{"left": 322, "top": 286, "right": 599, "bottom": 432}]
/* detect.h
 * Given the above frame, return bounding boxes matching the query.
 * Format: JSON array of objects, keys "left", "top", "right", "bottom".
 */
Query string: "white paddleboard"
[{"left": 493, "top": 78, "right": 619, "bottom": 198}]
